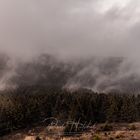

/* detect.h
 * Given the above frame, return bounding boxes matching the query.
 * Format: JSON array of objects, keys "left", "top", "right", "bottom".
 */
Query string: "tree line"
[{"left": 0, "top": 87, "right": 140, "bottom": 135}]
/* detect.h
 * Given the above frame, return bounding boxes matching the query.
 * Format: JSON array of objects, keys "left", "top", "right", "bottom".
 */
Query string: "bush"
[
  {"left": 99, "top": 123, "right": 113, "bottom": 131},
  {"left": 36, "top": 136, "right": 42, "bottom": 140},
  {"left": 128, "top": 124, "right": 136, "bottom": 130},
  {"left": 115, "top": 134, "right": 124, "bottom": 139},
  {"left": 93, "top": 135, "right": 101, "bottom": 140}
]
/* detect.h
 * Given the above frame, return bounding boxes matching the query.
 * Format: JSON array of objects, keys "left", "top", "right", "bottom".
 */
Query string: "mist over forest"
[
  {"left": 0, "top": 53, "right": 139, "bottom": 94},
  {"left": 0, "top": 0, "right": 139, "bottom": 93},
  {"left": 1, "top": 1, "right": 140, "bottom": 139}
]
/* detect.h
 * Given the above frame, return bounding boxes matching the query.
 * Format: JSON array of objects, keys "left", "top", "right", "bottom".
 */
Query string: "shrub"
[
  {"left": 93, "top": 135, "right": 101, "bottom": 140},
  {"left": 99, "top": 123, "right": 113, "bottom": 131},
  {"left": 36, "top": 136, "right": 42, "bottom": 140},
  {"left": 128, "top": 124, "right": 136, "bottom": 130},
  {"left": 115, "top": 134, "right": 124, "bottom": 139}
]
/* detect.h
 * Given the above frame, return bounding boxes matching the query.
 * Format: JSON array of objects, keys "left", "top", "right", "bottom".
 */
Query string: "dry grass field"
[{"left": 1, "top": 123, "right": 140, "bottom": 140}]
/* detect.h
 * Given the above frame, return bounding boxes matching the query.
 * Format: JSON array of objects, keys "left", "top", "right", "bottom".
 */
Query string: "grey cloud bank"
[
  {"left": 0, "top": 0, "right": 140, "bottom": 92},
  {"left": 0, "top": 0, "right": 139, "bottom": 59}
]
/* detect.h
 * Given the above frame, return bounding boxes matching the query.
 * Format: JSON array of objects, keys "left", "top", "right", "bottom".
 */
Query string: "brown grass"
[{"left": 2, "top": 122, "right": 140, "bottom": 140}]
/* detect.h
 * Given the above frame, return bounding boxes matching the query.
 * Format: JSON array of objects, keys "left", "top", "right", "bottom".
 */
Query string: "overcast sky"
[{"left": 0, "top": 0, "right": 140, "bottom": 60}]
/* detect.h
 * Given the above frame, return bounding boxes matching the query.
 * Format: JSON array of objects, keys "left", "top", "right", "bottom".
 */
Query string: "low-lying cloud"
[{"left": 0, "top": 0, "right": 140, "bottom": 92}]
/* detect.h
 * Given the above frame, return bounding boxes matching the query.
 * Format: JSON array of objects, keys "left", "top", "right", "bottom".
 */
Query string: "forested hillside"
[
  {"left": 1, "top": 53, "right": 140, "bottom": 93},
  {"left": 0, "top": 54, "right": 140, "bottom": 136},
  {"left": 0, "top": 87, "right": 140, "bottom": 136}
]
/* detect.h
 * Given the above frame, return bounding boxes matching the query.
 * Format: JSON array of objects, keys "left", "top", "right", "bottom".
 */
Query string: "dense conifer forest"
[{"left": 0, "top": 86, "right": 140, "bottom": 136}]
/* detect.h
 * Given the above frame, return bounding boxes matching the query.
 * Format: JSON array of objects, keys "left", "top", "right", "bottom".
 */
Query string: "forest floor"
[{"left": 1, "top": 122, "right": 140, "bottom": 140}]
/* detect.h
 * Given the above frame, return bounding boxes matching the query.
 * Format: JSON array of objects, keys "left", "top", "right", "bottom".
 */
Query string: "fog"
[
  {"left": 0, "top": 0, "right": 139, "bottom": 59},
  {"left": 0, "top": 0, "right": 140, "bottom": 92}
]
